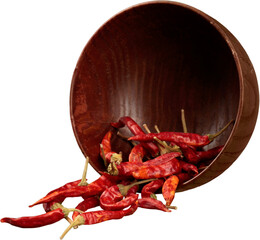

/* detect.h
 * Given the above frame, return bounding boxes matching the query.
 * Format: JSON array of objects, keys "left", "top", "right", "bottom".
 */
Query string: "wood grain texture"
[{"left": 70, "top": 1, "right": 259, "bottom": 191}]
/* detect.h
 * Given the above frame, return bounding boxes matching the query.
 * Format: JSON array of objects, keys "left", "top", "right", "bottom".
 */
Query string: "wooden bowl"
[{"left": 70, "top": 1, "right": 259, "bottom": 191}]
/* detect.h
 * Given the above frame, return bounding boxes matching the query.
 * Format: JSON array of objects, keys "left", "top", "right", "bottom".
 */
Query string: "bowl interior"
[{"left": 70, "top": 2, "right": 239, "bottom": 187}]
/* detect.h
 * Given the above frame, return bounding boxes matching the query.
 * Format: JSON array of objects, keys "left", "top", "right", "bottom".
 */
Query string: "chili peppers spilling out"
[{"left": 1, "top": 111, "right": 233, "bottom": 239}]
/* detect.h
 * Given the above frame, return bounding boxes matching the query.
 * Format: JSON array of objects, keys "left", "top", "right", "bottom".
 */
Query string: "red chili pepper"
[
  {"left": 111, "top": 116, "right": 159, "bottom": 156},
  {"left": 99, "top": 179, "right": 155, "bottom": 211},
  {"left": 129, "top": 144, "right": 146, "bottom": 163},
  {"left": 179, "top": 160, "right": 198, "bottom": 176},
  {"left": 195, "top": 145, "right": 224, "bottom": 162},
  {"left": 129, "top": 120, "right": 234, "bottom": 147},
  {"left": 72, "top": 196, "right": 100, "bottom": 220},
  {"left": 1, "top": 203, "right": 81, "bottom": 228},
  {"left": 132, "top": 157, "right": 182, "bottom": 179},
  {"left": 176, "top": 172, "right": 192, "bottom": 184},
  {"left": 178, "top": 143, "right": 224, "bottom": 164},
  {"left": 143, "top": 152, "right": 182, "bottom": 166},
  {"left": 162, "top": 175, "right": 179, "bottom": 206},
  {"left": 107, "top": 152, "right": 181, "bottom": 176},
  {"left": 29, "top": 174, "right": 117, "bottom": 207},
  {"left": 141, "top": 179, "right": 164, "bottom": 199},
  {"left": 1, "top": 209, "right": 65, "bottom": 228},
  {"left": 138, "top": 198, "right": 171, "bottom": 212},
  {"left": 177, "top": 143, "right": 200, "bottom": 164},
  {"left": 60, "top": 201, "right": 138, "bottom": 239},
  {"left": 108, "top": 161, "right": 140, "bottom": 176},
  {"left": 100, "top": 131, "right": 122, "bottom": 166}
]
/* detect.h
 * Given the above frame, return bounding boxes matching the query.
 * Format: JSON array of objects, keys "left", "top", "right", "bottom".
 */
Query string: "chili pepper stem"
[
  {"left": 153, "top": 137, "right": 180, "bottom": 152},
  {"left": 60, "top": 215, "right": 85, "bottom": 239},
  {"left": 154, "top": 125, "right": 171, "bottom": 155},
  {"left": 118, "top": 178, "right": 157, "bottom": 196},
  {"left": 207, "top": 120, "right": 235, "bottom": 142},
  {"left": 167, "top": 206, "right": 178, "bottom": 210},
  {"left": 100, "top": 144, "right": 107, "bottom": 167},
  {"left": 51, "top": 203, "right": 84, "bottom": 216},
  {"left": 181, "top": 109, "right": 188, "bottom": 133},
  {"left": 150, "top": 193, "right": 157, "bottom": 199},
  {"left": 78, "top": 156, "right": 89, "bottom": 186},
  {"left": 110, "top": 152, "right": 123, "bottom": 165},
  {"left": 154, "top": 125, "right": 160, "bottom": 134},
  {"left": 51, "top": 203, "right": 82, "bottom": 229},
  {"left": 64, "top": 216, "right": 77, "bottom": 228},
  {"left": 107, "top": 161, "right": 119, "bottom": 176},
  {"left": 143, "top": 123, "right": 151, "bottom": 133},
  {"left": 117, "top": 131, "right": 137, "bottom": 146}
]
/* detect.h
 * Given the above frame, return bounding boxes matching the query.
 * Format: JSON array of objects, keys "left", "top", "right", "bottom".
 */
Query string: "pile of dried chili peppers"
[{"left": 1, "top": 110, "right": 234, "bottom": 239}]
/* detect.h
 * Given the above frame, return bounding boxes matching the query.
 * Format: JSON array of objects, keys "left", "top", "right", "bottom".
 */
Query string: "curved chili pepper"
[
  {"left": 129, "top": 144, "right": 146, "bottom": 163},
  {"left": 44, "top": 179, "right": 82, "bottom": 204},
  {"left": 179, "top": 160, "right": 198, "bottom": 176},
  {"left": 111, "top": 116, "right": 159, "bottom": 156},
  {"left": 143, "top": 152, "right": 182, "bottom": 166},
  {"left": 178, "top": 143, "right": 200, "bottom": 164},
  {"left": 129, "top": 120, "right": 234, "bottom": 147},
  {"left": 100, "top": 131, "right": 122, "bottom": 166},
  {"left": 138, "top": 198, "right": 171, "bottom": 212},
  {"left": 72, "top": 196, "right": 100, "bottom": 220},
  {"left": 132, "top": 158, "right": 182, "bottom": 179},
  {"left": 195, "top": 145, "right": 224, "bottom": 162},
  {"left": 107, "top": 152, "right": 181, "bottom": 176},
  {"left": 108, "top": 161, "right": 140, "bottom": 176},
  {"left": 141, "top": 179, "right": 164, "bottom": 199},
  {"left": 162, "top": 175, "right": 179, "bottom": 206},
  {"left": 176, "top": 172, "right": 192, "bottom": 184},
  {"left": 1, "top": 203, "right": 82, "bottom": 228},
  {"left": 178, "top": 143, "right": 224, "bottom": 164},
  {"left": 60, "top": 201, "right": 138, "bottom": 239},
  {"left": 1, "top": 209, "right": 65, "bottom": 228},
  {"left": 29, "top": 174, "right": 117, "bottom": 207},
  {"left": 99, "top": 179, "right": 155, "bottom": 211}
]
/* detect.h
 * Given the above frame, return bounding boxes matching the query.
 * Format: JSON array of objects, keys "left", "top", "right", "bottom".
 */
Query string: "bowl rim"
[{"left": 69, "top": 0, "right": 257, "bottom": 190}]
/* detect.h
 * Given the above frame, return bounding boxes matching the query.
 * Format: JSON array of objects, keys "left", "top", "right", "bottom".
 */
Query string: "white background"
[{"left": 0, "top": 1, "right": 259, "bottom": 239}]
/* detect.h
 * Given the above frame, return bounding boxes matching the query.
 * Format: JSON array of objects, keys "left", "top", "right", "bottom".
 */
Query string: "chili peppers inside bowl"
[{"left": 70, "top": 1, "right": 259, "bottom": 191}]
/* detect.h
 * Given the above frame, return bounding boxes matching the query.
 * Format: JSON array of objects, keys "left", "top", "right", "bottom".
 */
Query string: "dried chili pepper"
[
  {"left": 1, "top": 210, "right": 65, "bottom": 228},
  {"left": 132, "top": 157, "right": 182, "bottom": 179},
  {"left": 42, "top": 158, "right": 90, "bottom": 205},
  {"left": 29, "top": 174, "right": 118, "bottom": 207},
  {"left": 138, "top": 198, "right": 172, "bottom": 212},
  {"left": 176, "top": 172, "right": 192, "bottom": 184},
  {"left": 177, "top": 143, "right": 200, "bottom": 164},
  {"left": 179, "top": 160, "right": 198, "bottom": 176},
  {"left": 143, "top": 151, "right": 182, "bottom": 166},
  {"left": 99, "top": 179, "right": 155, "bottom": 211},
  {"left": 107, "top": 151, "right": 181, "bottom": 176},
  {"left": 111, "top": 116, "right": 159, "bottom": 156},
  {"left": 72, "top": 196, "right": 100, "bottom": 220},
  {"left": 129, "top": 120, "right": 234, "bottom": 147},
  {"left": 141, "top": 179, "right": 164, "bottom": 199},
  {"left": 195, "top": 145, "right": 224, "bottom": 162},
  {"left": 178, "top": 143, "right": 223, "bottom": 164},
  {"left": 162, "top": 175, "right": 179, "bottom": 207},
  {"left": 100, "top": 131, "right": 122, "bottom": 166},
  {"left": 1, "top": 203, "right": 82, "bottom": 228},
  {"left": 129, "top": 144, "right": 146, "bottom": 163},
  {"left": 60, "top": 201, "right": 138, "bottom": 239},
  {"left": 108, "top": 161, "right": 140, "bottom": 176},
  {"left": 44, "top": 179, "right": 82, "bottom": 204}
]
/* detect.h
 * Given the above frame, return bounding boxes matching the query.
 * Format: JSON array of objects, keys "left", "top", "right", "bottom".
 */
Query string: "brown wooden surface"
[{"left": 70, "top": 1, "right": 259, "bottom": 191}]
